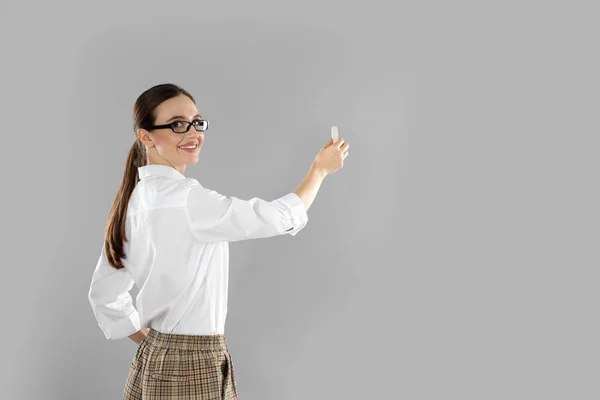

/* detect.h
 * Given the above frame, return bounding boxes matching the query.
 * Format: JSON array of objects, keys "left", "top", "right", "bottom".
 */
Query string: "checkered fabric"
[{"left": 123, "top": 327, "right": 238, "bottom": 399}]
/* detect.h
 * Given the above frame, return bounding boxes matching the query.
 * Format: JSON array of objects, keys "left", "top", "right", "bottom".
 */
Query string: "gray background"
[{"left": 0, "top": 1, "right": 597, "bottom": 399}]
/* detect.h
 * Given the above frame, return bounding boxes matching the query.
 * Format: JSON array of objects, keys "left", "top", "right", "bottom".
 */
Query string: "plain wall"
[{"left": 0, "top": 1, "right": 597, "bottom": 399}]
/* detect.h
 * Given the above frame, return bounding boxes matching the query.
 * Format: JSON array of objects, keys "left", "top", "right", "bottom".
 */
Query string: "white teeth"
[{"left": 179, "top": 144, "right": 197, "bottom": 149}]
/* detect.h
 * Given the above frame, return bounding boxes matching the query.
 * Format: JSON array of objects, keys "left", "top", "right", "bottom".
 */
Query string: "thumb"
[{"left": 323, "top": 138, "right": 333, "bottom": 149}]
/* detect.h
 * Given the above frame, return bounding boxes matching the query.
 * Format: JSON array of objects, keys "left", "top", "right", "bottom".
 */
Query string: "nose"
[{"left": 184, "top": 130, "right": 203, "bottom": 144}]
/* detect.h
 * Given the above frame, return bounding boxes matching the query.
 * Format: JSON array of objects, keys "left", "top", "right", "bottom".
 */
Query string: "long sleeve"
[
  {"left": 87, "top": 245, "right": 141, "bottom": 340},
  {"left": 184, "top": 183, "right": 308, "bottom": 243}
]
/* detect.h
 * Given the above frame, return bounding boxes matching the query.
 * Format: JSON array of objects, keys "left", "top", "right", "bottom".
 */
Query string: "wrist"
[{"left": 309, "top": 166, "right": 327, "bottom": 180}]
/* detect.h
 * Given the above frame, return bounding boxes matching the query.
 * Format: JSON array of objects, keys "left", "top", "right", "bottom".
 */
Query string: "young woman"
[{"left": 87, "top": 83, "right": 349, "bottom": 399}]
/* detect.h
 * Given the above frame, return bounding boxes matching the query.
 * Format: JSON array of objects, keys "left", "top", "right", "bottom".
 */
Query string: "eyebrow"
[{"left": 165, "top": 114, "right": 202, "bottom": 123}]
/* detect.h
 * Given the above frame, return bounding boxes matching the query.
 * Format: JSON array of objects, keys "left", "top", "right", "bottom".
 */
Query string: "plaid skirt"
[{"left": 123, "top": 327, "right": 239, "bottom": 399}]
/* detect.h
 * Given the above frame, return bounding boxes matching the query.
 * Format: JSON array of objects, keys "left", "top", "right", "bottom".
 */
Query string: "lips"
[{"left": 178, "top": 141, "right": 198, "bottom": 148}]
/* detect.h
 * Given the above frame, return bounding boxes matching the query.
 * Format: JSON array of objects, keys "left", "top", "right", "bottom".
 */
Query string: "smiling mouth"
[{"left": 178, "top": 143, "right": 198, "bottom": 150}]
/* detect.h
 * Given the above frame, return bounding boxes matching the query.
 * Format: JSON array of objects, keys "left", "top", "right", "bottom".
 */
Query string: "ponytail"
[{"left": 103, "top": 139, "right": 147, "bottom": 270}]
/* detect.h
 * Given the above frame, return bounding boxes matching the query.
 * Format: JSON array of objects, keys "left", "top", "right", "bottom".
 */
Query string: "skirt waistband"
[{"left": 144, "top": 327, "right": 228, "bottom": 351}]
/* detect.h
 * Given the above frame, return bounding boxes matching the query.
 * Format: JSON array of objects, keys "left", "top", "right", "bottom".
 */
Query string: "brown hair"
[{"left": 104, "top": 83, "right": 196, "bottom": 270}]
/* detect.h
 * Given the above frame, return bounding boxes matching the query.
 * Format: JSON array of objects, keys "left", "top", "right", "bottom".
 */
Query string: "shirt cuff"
[
  {"left": 97, "top": 309, "right": 141, "bottom": 340},
  {"left": 277, "top": 192, "right": 308, "bottom": 236}
]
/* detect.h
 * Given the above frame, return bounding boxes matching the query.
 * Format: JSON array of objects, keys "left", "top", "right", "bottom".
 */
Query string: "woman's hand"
[
  {"left": 129, "top": 327, "right": 150, "bottom": 345},
  {"left": 311, "top": 136, "right": 349, "bottom": 177}
]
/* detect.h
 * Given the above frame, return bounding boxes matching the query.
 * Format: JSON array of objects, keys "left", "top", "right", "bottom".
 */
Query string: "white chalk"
[{"left": 331, "top": 126, "right": 339, "bottom": 142}]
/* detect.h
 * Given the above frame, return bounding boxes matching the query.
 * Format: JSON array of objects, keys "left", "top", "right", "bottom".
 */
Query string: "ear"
[{"left": 137, "top": 129, "right": 155, "bottom": 148}]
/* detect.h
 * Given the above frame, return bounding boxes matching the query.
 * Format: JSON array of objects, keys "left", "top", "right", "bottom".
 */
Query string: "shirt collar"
[{"left": 138, "top": 164, "right": 186, "bottom": 181}]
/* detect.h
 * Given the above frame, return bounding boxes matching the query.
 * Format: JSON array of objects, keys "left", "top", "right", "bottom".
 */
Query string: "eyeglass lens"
[{"left": 172, "top": 120, "right": 208, "bottom": 133}]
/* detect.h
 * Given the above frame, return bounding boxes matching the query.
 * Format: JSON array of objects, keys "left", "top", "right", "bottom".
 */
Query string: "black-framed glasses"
[{"left": 142, "top": 118, "right": 209, "bottom": 133}]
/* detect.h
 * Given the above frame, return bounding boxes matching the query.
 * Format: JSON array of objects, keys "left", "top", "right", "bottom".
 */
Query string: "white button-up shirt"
[{"left": 88, "top": 164, "right": 308, "bottom": 340}]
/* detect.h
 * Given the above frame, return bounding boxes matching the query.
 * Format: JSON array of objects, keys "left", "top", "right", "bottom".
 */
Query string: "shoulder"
[
  {"left": 183, "top": 177, "right": 202, "bottom": 189},
  {"left": 134, "top": 177, "right": 202, "bottom": 210},
  {"left": 181, "top": 177, "right": 214, "bottom": 202},
  {"left": 181, "top": 177, "right": 205, "bottom": 196}
]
